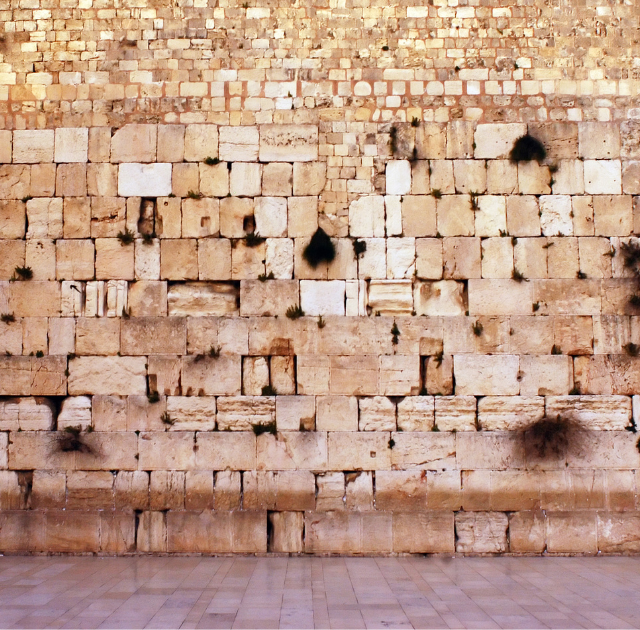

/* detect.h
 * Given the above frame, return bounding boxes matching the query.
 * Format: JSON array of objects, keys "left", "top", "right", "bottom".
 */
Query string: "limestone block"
[
  {"left": 31, "top": 471, "right": 66, "bottom": 509},
  {"left": 390, "top": 432, "right": 456, "bottom": 470},
  {"left": 481, "top": 237, "right": 513, "bottom": 278},
  {"left": 67, "top": 471, "right": 114, "bottom": 509},
  {"left": 304, "top": 511, "right": 389, "bottom": 554},
  {"left": 426, "top": 354, "right": 454, "bottom": 396},
  {"left": 468, "top": 279, "right": 533, "bottom": 315},
  {"left": 533, "top": 278, "right": 601, "bottom": 316},
  {"left": 446, "top": 121, "right": 474, "bottom": 159},
  {"left": 254, "top": 197, "right": 286, "bottom": 237},
  {"left": 127, "top": 281, "right": 165, "bottom": 317},
  {"left": 385, "top": 161, "right": 411, "bottom": 195},
  {"left": 181, "top": 355, "right": 240, "bottom": 397},
  {"left": 475, "top": 196, "right": 506, "bottom": 237},
  {"left": 0, "top": 201, "right": 25, "bottom": 239},
  {"left": 86, "top": 163, "right": 117, "bottom": 197},
  {"left": 436, "top": 195, "right": 474, "bottom": 236},
  {"left": 399, "top": 195, "right": 436, "bottom": 237},
  {"left": 22, "top": 317, "right": 48, "bottom": 356},
  {"left": 452, "top": 160, "right": 486, "bottom": 194},
  {"left": 380, "top": 354, "right": 420, "bottom": 396},
  {"left": 414, "top": 280, "right": 465, "bottom": 316},
  {"left": 327, "top": 432, "right": 390, "bottom": 470},
  {"left": 259, "top": 125, "right": 318, "bottom": 162},
  {"left": 546, "top": 512, "right": 597, "bottom": 553},
  {"left": 518, "top": 161, "right": 550, "bottom": 195},
  {"left": 584, "top": 160, "right": 621, "bottom": 195},
  {"left": 454, "top": 355, "right": 519, "bottom": 396},
  {"left": 359, "top": 396, "right": 396, "bottom": 431},
  {"left": 160, "top": 240, "right": 198, "bottom": 281},
  {"left": 261, "top": 163, "right": 292, "bottom": 197},
  {"left": 118, "top": 163, "right": 171, "bottom": 197},
  {"left": 478, "top": 396, "right": 544, "bottom": 430},
  {"left": 182, "top": 198, "right": 219, "bottom": 238},
  {"left": 244, "top": 471, "right": 315, "bottom": 511},
  {"left": 92, "top": 396, "right": 127, "bottom": 432},
  {"left": 238, "top": 280, "right": 297, "bottom": 318},
  {"left": 578, "top": 123, "right": 620, "bottom": 159},
  {"left": 295, "top": 355, "right": 330, "bottom": 395},
  {"left": 195, "top": 239, "right": 230, "bottom": 281},
  {"left": 345, "top": 471, "right": 373, "bottom": 511},
  {"left": 0, "top": 433, "right": 6, "bottom": 469},
  {"left": 219, "top": 126, "right": 257, "bottom": 161},
  {"left": 288, "top": 197, "right": 318, "bottom": 237},
  {"left": 486, "top": 160, "right": 518, "bottom": 194},
  {"left": 257, "top": 432, "right": 327, "bottom": 470},
  {"left": 68, "top": 356, "right": 146, "bottom": 395},
  {"left": 134, "top": 240, "right": 160, "bottom": 281},
  {"left": 273, "top": 395, "right": 314, "bottom": 432},
  {"left": 111, "top": 125, "right": 156, "bottom": 163},
  {"left": 269, "top": 512, "right": 304, "bottom": 553},
  {"left": 266, "top": 238, "right": 294, "bottom": 279},
  {"left": 0, "top": 397, "right": 54, "bottom": 431},
  {"left": 300, "top": 280, "right": 345, "bottom": 316},
  {"left": 386, "top": 238, "right": 415, "bottom": 279},
  {"left": 271, "top": 356, "right": 295, "bottom": 396},
  {"left": 538, "top": 195, "right": 573, "bottom": 237},
  {"left": 121, "top": 317, "right": 185, "bottom": 356},
  {"left": 597, "top": 513, "right": 640, "bottom": 553},
  {"left": 358, "top": 239, "right": 386, "bottom": 279},
  {"left": 622, "top": 161, "right": 640, "bottom": 195},
  {"left": 114, "top": 471, "right": 149, "bottom": 511},
  {"left": 26, "top": 198, "right": 63, "bottom": 239},
  {"left": 29, "top": 356, "right": 67, "bottom": 396},
  {"left": 349, "top": 195, "right": 385, "bottom": 237},
  {"left": 138, "top": 432, "right": 196, "bottom": 471},
  {"left": 90, "top": 197, "right": 125, "bottom": 238},
  {"left": 54, "top": 128, "right": 88, "bottom": 163},
  {"left": 316, "top": 396, "right": 358, "bottom": 431},
  {"left": 546, "top": 396, "right": 630, "bottom": 430},
  {"left": 473, "top": 123, "right": 527, "bottom": 159},
  {"left": 136, "top": 511, "right": 166, "bottom": 553},
  {"left": 593, "top": 195, "right": 632, "bottom": 236},
  {"left": 13, "top": 130, "right": 54, "bottom": 163},
  {"left": 508, "top": 511, "right": 546, "bottom": 553},
  {"left": 55, "top": 240, "right": 94, "bottom": 281},
  {"left": 316, "top": 472, "right": 345, "bottom": 511},
  {"left": 57, "top": 396, "right": 92, "bottom": 430},
  {"left": 214, "top": 395, "right": 273, "bottom": 431},
  {"left": 242, "top": 356, "right": 270, "bottom": 396},
  {"left": 416, "top": 238, "right": 443, "bottom": 279},
  {"left": 415, "top": 124, "right": 446, "bottom": 160},
  {"left": 455, "top": 512, "right": 508, "bottom": 553},
  {"left": 24, "top": 239, "right": 54, "bottom": 281},
  {"left": 546, "top": 237, "right": 578, "bottom": 278},
  {"left": 95, "top": 239, "right": 133, "bottom": 280},
  {"left": 519, "top": 355, "right": 572, "bottom": 396},
  {"left": 231, "top": 240, "right": 265, "bottom": 279},
  {"left": 230, "top": 162, "right": 261, "bottom": 198},
  {"left": 514, "top": 238, "right": 547, "bottom": 279},
  {"left": 31, "top": 163, "right": 56, "bottom": 197},
  {"left": 443, "top": 237, "right": 481, "bottom": 279},
  {"left": 329, "top": 355, "right": 378, "bottom": 395},
  {"left": 0, "top": 241, "right": 24, "bottom": 280},
  {"left": 0, "top": 165, "right": 30, "bottom": 200},
  {"left": 397, "top": 396, "right": 434, "bottom": 431},
  {"left": 44, "top": 511, "right": 100, "bottom": 553},
  {"left": 375, "top": 471, "right": 426, "bottom": 511},
  {"left": 429, "top": 160, "right": 455, "bottom": 194},
  {"left": 213, "top": 470, "right": 241, "bottom": 510},
  {"left": 75, "top": 317, "right": 119, "bottom": 356},
  {"left": 150, "top": 471, "right": 185, "bottom": 510},
  {"left": 220, "top": 197, "right": 254, "bottom": 238},
  {"left": 195, "top": 433, "right": 256, "bottom": 470},
  {"left": 156, "top": 125, "right": 185, "bottom": 163},
  {"left": 291, "top": 162, "right": 325, "bottom": 196},
  {"left": 171, "top": 163, "right": 198, "bottom": 198},
  {"left": 0, "top": 130, "right": 10, "bottom": 164},
  {"left": 199, "top": 162, "right": 229, "bottom": 197},
  {"left": 184, "top": 124, "right": 218, "bottom": 162},
  {"left": 552, "top": 160, "right": 584, "bottom": 195}
]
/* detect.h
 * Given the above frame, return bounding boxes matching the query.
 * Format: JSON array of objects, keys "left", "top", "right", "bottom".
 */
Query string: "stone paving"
[{"left": 0, "top": 556, "right": 639, "bottom": 629}]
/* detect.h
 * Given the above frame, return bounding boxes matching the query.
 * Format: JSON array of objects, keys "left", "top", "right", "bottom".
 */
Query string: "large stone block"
[
  {"left": 218, "top": 126, "right": 257, "bottom": 161},
  {"left": 121, "top": 317, "right": 186, "bottom": 355},
  {"left": 111, "top": 125, "right": 157, "bottom": 163},
  {"left": 546, "top": 512, "right": 597, "bottom": 553},
  {"left": 118, "top": 163, "right": 172, "bottom": 197},
  {"left": 305, "top": 511, "right": 392, "bottom": 554},
  {"left": 257, "top": 432, "right": 327, "bottom": 470},
  {"left": 578, "top": 123, "right": 620, "bottom": 159},
  {"left": 316, "top": 395, "right": 358, "bottom": 431},
  {"left": 13, "top": 130, "right": 54, "bottom": 163},
  {"left": 349, "top": 195, "right": 385, "bottom": 237},
  {"left": 545, "top": 395, "right": 630, "bottom": 430},
  {"left": 168, "top": 282, "right": 238, "bottom": 316},
  {"left": 473, "top": 123, "right": 527, "bottom": 159},
  {"left": 68, "top": 356, "right": 146, "bottom": 396},
  {"left": 392, "top": 512, "right": 454, "bottom": 553},
  {"left": 184, "top": 124, "right": 219, "bottom": 162},
  {"left": 182, "top": 355, "right": 241, "bottom": 396},
  {"left": 508, "top": 511, "right": 546, "bottom": 553},
  {"left": 45, "top": 511, "right": 100, "bottom": 553},
  {"left": 519, "top": 355, "right": 573, "bottom": 396},
  {"left": 478, "top": 396, "right": 544, "bottom": 430},
  {"left": 54, "top": 128, "right": 88, "bottom": 163},
  {"left": 455, "top": 512, "right": 508, "bottom": 553},
  {"left": 0, "top": 165, "right": 30, "bottom": 200},
  {"left": 328, "top": 432, "right": 390, "bottom": 470},
  {"left": 259, "top": 125, "right": 318, "bottom": 162},
  {"left": 269, "top": 511, "right": 304, "bottom": 553},
  {"left": 597, "top": 513, "right": 640, "bottom": 553},
  {"left": 196, "top": 432, "right": 256, "bottom": 470},
  {"left": 276, "top": 396, "right": 315, "bottom": 431}
]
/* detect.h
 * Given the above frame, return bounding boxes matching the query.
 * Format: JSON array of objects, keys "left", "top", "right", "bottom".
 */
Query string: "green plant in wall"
[
  {"left": 117, "top": 228, "right": 134, "bottom": 246},
  {"left": 521, "top": 413, "right": 585, "bottom": 460},
  {"left": 12, "top": 266, "right": 33, "bottom": 281},
  {"left": 286, "top": 305, "right": 305, "bottom": 319},
  {"left": 204, "top": 156, "right": 221, "bottom": 165},
  {"left": 509, "top": 134, "right": 546, "bottom": 163},
  {"left": 391, "top": 321, "right": 400, "bottom": 345},
  {"left": 0, "top": 313, "right": 15, "bottom": 323},
  {"left": 261, "top": 385, "right": 277, "bottom": 396},
  {"left": 161, "top": 412, "right": 174, "bottom": 426},
  {"left": 352, "top": 238, "right": 367, "bottom": 259},
  {"left": 244, "top": 232, "right": 265, "bottom": 247},
  {"left": 252, "top": 420, "right": 277, "bottom": 436},
  {"left": 303, "top": 227, "right": 335, "bottom": 268}
]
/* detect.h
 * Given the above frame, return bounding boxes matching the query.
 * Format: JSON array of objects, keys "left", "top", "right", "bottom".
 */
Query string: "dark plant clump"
[
  {"left": 161, "top": 412, "right": 174, "bottom": 426},
  {"left": 286, "top": 305, "right": 305, "bottom": 319},
  {"left": 391, "top": 321, "right": 400, "bottom": 345},
  {"left": 388, "top": 438, "right": 396, "bottom": 449},
  {"left": 411, "top": 117, "right": 420, "bottom": 128},
  {"left": 532, "top": 302, "right": 540, "bottom": 312},
  {"left": 433, "top": 350, "right": 444, "bottom": 368},
  {"left": 353, "top": 238, "right": 367, "bottom": 259},
  {"left": 204, "top": 156, "right": 220, "bottom": 165},
  {"left": 624, "top": 342, "right": 639, "bottom": 357},
  {"left": 117, "top": 228, "right": 135, "bottom": 246},
  {"left": 244, "top": 231, "right": 265, "bottom": 248},
  {"left": 147, "top": 391, "right": 160, "bottom": 403},
  {"left": 1, "top": 313, "right": 15, "bottom": 323},
  {"left": 35, "top": 350, "right": 44, "bottom": 358},
  {"left": 209, "top": 345, "right": 221, "bottom": 358},
  {"left": 317, "top": 315, "right": 326, "bottom": 329},
  {"left": 472, "top": 321, "right": 483, "bottom": 337},
  {"left": 56, "top": 426, "right": 92, "bottom": 453},
  {"left": 261, "top": 385, "right": 277, "bottom": 396},
  {"left": 258, "top": 271, "right": 275, "bottom": 282},
  {"left": 303, "top": 227, "right": 335, "bottom": 268},
  {"left": 431, "top": 188, "right": 442, "bottom": 199},
  {"left": 577, "top": 270, "right": 587, "bottom": 279},
  {"left": 551, "top": 344, "right": 562, "bottom": 355},
  {"left": 509, "top": 134, "right": 546, "bottom": 164},
  {"left": 252, "top": 421, "right": 277, "bottom": 436},
  {"left": 13, "top": 266, "right": 33, "bottom": 280},
  {"left": 512, "top": 268, "right": 526, "bottom": 282},
  {"left": 626, "top": 418, "right": 637, "bottom": 433},
  {"left": 389, "top": 126, "right": 398, "bottom": 154},
  {"left": 522, "top": 413, "right": 584, "bottom": 460},
  {"left": 186, "top": 190, "right": 203, "bottom": 199}
]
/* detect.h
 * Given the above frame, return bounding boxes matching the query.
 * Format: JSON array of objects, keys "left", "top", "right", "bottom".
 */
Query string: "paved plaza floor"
[{"left": 0, "top": 555, "right": 639, "bottom": 629}]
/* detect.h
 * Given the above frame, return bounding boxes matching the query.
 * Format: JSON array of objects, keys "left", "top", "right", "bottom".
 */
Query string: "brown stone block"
[
  {"left": 257, "top": 432, "right": 327, "bottom": 471},
  {"left": 328, "top": 432, "right": 390, "bottom": 471},
  {"left": 195, "top": 432, "right": 256, "bottom": 470},
  {"left": 0, "top": 201, "right": 25, "bottom": 239},
  {"left": 213, "top": 471, "right": 241, "bottom": 511},
  {"left": 185, "top": 471, "right": 214, "bottom": 510},
  {"left": 391, "top": 432, "right": 456, "bottom": 470},
  {"left": 8, "top": 281, "right": 61, "bottom": 317},
  {"left": 66, "top": 471, "right": 114, "bottom": 509},
  {"left": 375, "top": 471, "right": 426, "bottom": 511},
  {"left": 45, "top": 511, "right": 100, "bottom": 553},
  {"left": 182, "top": 355, "right": 241, "bottom": 396},
  {"left": 304, "top": 511, "right": 361, "bottom": 554},
  {"left": 456, "top": 432, "right": 525, "bottom": 470},
  {"left": 128, "top": 281, "right": 168, "bottom": 317},
  {"left": 508, "top": 511, "right": 546, "bottom": 553},
  {"left": 150, "top": 470, "right": 185, "bottom": 510},
  {"left": 75, "top": 318, "right": 120, "bottom": 355},
  {"left": 31, "top": 471, "right": 66, "bottom": 509},
  {"left": 115, "top": 471, "right": 149, "bottom": 511},
  {"left": 137, "top": 511, "right": 167, "bottom": 553},
  {"left": 393, "top": 511, "right": 454, "bottom": 553},
  {"left": 121, "top": 317, "right": 186, "bottom": 355},
  {"left": 597, "top": 512, "right": 640, "bottom": 553},
  {"left": 0, "top": 510, "right": 45, "bottom": 552},
  {"left": 100, "top": 512, "right": 135, "bottom": 554},
  {"left": 138, "top": 432, "right": 195, "bottom": 471},
  {"left": 269, "top": 511, "right": 304, "bottom": 553},
  {"left": 455, "top": 512, "right": 508, "bottom": 554},
  {"left": 148, "top": 356, "right": 182, "bottom": 397},
  {"left": 546, "top": 511, "right": 597, "bottom": 553}
]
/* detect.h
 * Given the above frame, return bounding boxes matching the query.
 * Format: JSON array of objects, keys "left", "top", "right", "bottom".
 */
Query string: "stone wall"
[{"left": 0, "top": 0, "right": 640, "bottom": 555}]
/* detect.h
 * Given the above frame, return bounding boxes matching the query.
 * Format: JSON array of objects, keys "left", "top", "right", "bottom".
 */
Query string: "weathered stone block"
[
  {"left": 269, "top": 511, "right": 304, "bottom": 553},
  {"left": 219, "top": 126, "right": 257, "bottom": 161},
  {"left": 69, "top": 356, "right": 146, "bottom": 395},
  {"left": 118, "top": 163, "right": 171, "bottom": 197},
  {"left": 257, "top": 432, "right": 327, "bottom": 470},
  {"left": 455, "top": 512, "right": 508, "bottom": 553},
  {"left": 184, "top": 124, "right": 218, "bottom": 162},
  {"left": 328, "top": 432, "right": 390, "bottom": 470},
  {"left": 276, "top": 396, "right": 315, "bottom": 431},
  {"left": 393, "top": 512, "right": 454, "bottom": 553},
  {"left": 546, "top": 512, "right": 597, "bottom": 553},
  {"left": 478, "top": 396, "right": 544, "bottom": 430},
  {"left": 111, "top": 125, "right": 156, "bottom": 163},
  {"left": 54, "top": 128, "right": 88, "bottom": 163},
  {"left": 474, "top": 123, "right": 527, "bottom": 159},
  {"left": 259, "top": 125, "right": 318, "bottom": 162},
  {"left": 13, "top": 130, "right": 54, "bottom": 163}
]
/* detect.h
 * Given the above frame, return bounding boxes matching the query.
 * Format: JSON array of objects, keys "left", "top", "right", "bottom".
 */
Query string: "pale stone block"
[
  {"left": 349, "top": 195, "right": 385, "bottom": 237},
  {"left": 539, "top": 195, "right": 573, "bottom": 236},
  {"left": 452, "top": 160, "right": 486, "bottom": 194},
  {"left": 266, "top": 238, "right": 294, "bottom": 279},
  {"left": 328, "top": 432, "right": 390, "bottom": 471},
  {"left": 329, "top": 355, "right": 378, "bottom": 396},
  {"left": 316, "top": 472, "right": 345, "bottom": 511},
  {"left": 138, "top": 432, "right": 196, "bottom": 471},
  {"left": 478, "top": 396, "right": 544, "bottom": 430},
  {"left": 434, "top": 396, "right": 476, "bottom": 431},
  {"left": 593, "top": 195, "right": 632, "bottom": 236},
  {"left": 293, "top": 162, "right": 326, "bottom": 196},
  {"left": 416, "top": 238, "right": 443, "bottom": 279},
  {"left": 259, "top": 125, "right": 318, "bottom": 162},
  {"left": 118, "top": 163, "right": 172, "bottom": 197},
  {"left": 27, "top": 198, "right": 63, "bottom": 239},
  {"left": 54, "top": 128, "right": 88, "bottom": 163},
  {"left": 446, "top": 121, "right": 474, "bottom": 159},
  {"left": 76, "top": 317, "right": 120, "bottom": 356},
  {"left": 385, "top": 196, "right": 402, "bottom": 236},
  {"left": 415, "top": 124, "right": 446, "bottom": 159},
  {"left": 401, "top": 195, "right": 437, "bottom": 237},
  {"left": 166, "top": 397, "right": 216, "bottom": 431},
  {"left": 546, "top": 395, "right": 630, "bottom": 430},
  {"left": 230, "top": 162, "right": 261, "bottom": 197},
  {"left": 486, "top": 160, "right": 518, "bottom": 194},
  {"left": 121, "top": 317, "right": 185, "bottom": 356},
  {"left": 182, "top": 198, "right": 219, "bottom": 238},
  {"left": 473, "top": 123, "right": 527, "bottom": 159},
  {"left": 300, "top": 280, "right": 345, "bottom": 316},
  {"left": 168, "top": 282, "right": 237, "bottom": 316},
  {"left": 547, "top": 237, "right": 579, "bottom": 278},
  {"left": 184, "top": 124, "right": 218, "bottom": 162},
  {"left": 262, "top": 163, "right": 292, "bottom": 196},
  {"left": 414, "top": 280, "right": 465, "bottom": 316},
  {"left": 257, "top": 432, "right": 327, "bottom": 470},
  {"left": 199, "top": 162, "right": 229, "bottom": 197},
  {"left": 386, "top": 160, "right": 411, "bottom": 195},
  {"left": 213, "top": 470, "right": 241, "bottom": 509},
  {"left": 623, "top": 161, "right": 640, "bottom": 194},
  {"left": 171, "top": 163, "right": 198, "bottom": 198},
  {"left": 13, "top": 130, "right": 54, "bottom": 163},
  {"left": 368, "top": 279, "right": 413, "bottom": 315},
  {"left": 288, "top": 197, "right": 317, "bottom": 237},
  {"left": 219, "top": 126, "right": 258, "bottom": 161},
  {"left": 56, "top": 240, "right": 95, "bottom": 280},
  {"left": 358, "top": 396, "right": 396, "bottom": 431},
  {"left": 69, "top": 357, "right": 147, "bottom": 395},
  {"left": 455, "top": 512, "right": 508, "bottom": 553},
  {"left": 219, "top": 197, "right": 254, "bottom": 238},
  {"left": 429, "top": 160, "right": 455, "bottom": 194},
  {"left": 514, "top": 238, "right": 547, "bottom": 279},
  {"left": 55, "top": 163, "right": 86, "bottom": 197},
  {"left": 380, "top": 354, "right": 420, "bottom": 396},
  {"left": 358, "top": 239, "right": 386, "bottom": 279},
  {"left": 269, "top": 512, "right": 304, "bottom": 553},
  {"left": 0, "top": 165, "right": 30, "bottom": 200},
  {"left": 90, "top": 197, "right": 125, "bottom": 238},
  {"left": 426, "top": 354, "right": 454, "bottom": 396},
  {"left": 128, "top": 281, "right": 166, "bottom": 317},
  {"left": 296, "top": 355, "right": 330, "bottom": 395},
  {"left": 386, "top": 238, "right": 415, "bottom": 279},
  {"left": 345, "top": 471, "right": 373, "bottom": 511},
  {"left": 454, "top": 354, "right": 519, "bottom": 395},
  {"left": 518, "top": 161, "right": 551, "bottom": 195},
  {"left": 57, "top": 396, "right": 92, "bottom": 430},
  {"left": 597, "top": 513, "right": 640, "bottom": 553},
  {"left": 506, "top": 195, "right": 540, "bottom": 236},
  {"left": 572, "top": 197, "right": 594, "bottom": 236},
  {"left": 376, "top": 470, "right": 427, "bottom": 511},
  {"left": 111, "top": 125, "right": 156, "bottom": 163},
  {"left": 316, "top": 396, "right": 358, "bottom": 431},
  {"left": 231, "top": 241, "right": 265, "bottom": 279},
  {"left": 276, "top": 396, "right": 315, "bottom": 431},
  {"left": 552, "top": 160, "right": 584, "bottom": 194},
  {"left": 578, "top": 122, "right": 620, "bottom": 159},
  {"left": 160, "top": 240, "right": 198, "bottom": 280},
  {"left": 443, "top": 236, "right": 481, "bottom": 279},
  {"left": 198, "top": 239, "right": 231, "bottom": 280},
  {"left": 475, "top": 195, "right": 506, "bottom": 237},
  {"left": 26, "top": 239, "right": 56, "bottom": 280},
  {"left": 157, "top": 125, "right": 185, "bottom": 162},
  {"left": 0, "top": 131, "right": 11, "bottom": 164},
  {"left": 134, "top": 240, "right": 160, "bottom": 280},
  {"left": 0, "top": 201, "right": 25, "bottom": 239},
  {"left": 254, "top": 197, "right": 286, "bottom": 237},
  {"left": 239, "top": 280, "right": 298, "bottom": 317},
  {"left": 519, "top": 355, "right": 573, "bottom": 396},
  {"left": 48, "top": 318, "right": 75, "bottom": 356},
  {"left": 87, "top": 163, "right": 117, "bottom": 197},
  {"left": 390, "top": 432, "right": 456, "bottom": 469},
  {"left": 397, "top": 396, "right": 435, "bottom": 431},
  {"left": 481, "top": 237, "right": 513, "bottom": 278},
  {"left": 242, "top": 356, "right": 270, "bottom": 396},
  {"left": 436, "top": 195, "right": 474, "bottom": 236},
  {"left": 584, "top": 160, "right": 622, "bottom": 194},
  {"left": 95, "top": 239, "right": 134, "bottom": 280},
  {"left": 182, "top": 356, "right": 241, "bottom": 396},
  {"left": 547, "top": 512, "right": 597, "bottom": 554}
]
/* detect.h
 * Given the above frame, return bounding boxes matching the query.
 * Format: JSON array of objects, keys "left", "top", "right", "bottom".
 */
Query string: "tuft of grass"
[
  {"left": 1, "top": 313, "right": 15, "bottom": 323},
  {"left": 623, "top": 342, "right": 639, "bottom": 357},
  {"left": 258, "top": 271, "right": 275, "bottom": 282},
  {"left": 186, "top": 190, "right": 203, "bottom": 199},
  {"left": 391, "top": 321, "right": 400, "bottom": 345},
  {"left": 469, "top": 192, "right": 479, "bottom": 212},
  {"left": 630, "top": 295, "right": 640, "bottom": 308},
  {"left": 56, "top": 426, "right": 92, "bottom": 453},
  {"left": 252, "top": 420, "right": 277, "bottom": 436},
  {"left": 532, "top": 302, "right": 540, "bottom": 312},
  {"left": 522, "top": 413, "right": 585, "bottom": 460},
  {"left": 353, "top": 238, "right": 367, "bottom": 259},
  {"left": 577, "top": 270, "right": 587, "bottom": 279},
  {"left": 286, "top": 305, "right": 305, "bottom": 319},
  {"left": 117, "top": 228, "right": 135, "bottom": 246},
  {"left": 209, "top": 345, "right": 221, "bottom": 358},
  {"left": 21, "top": 195, "right": 32, "bottom": 203},
  {"left": 431, "top": 188, "right": 442, "bottom": 199},
  {"left": 147, "top": 391, "right": 160, "bottom": 403},
  {"left": 13, "top": 266, "right": 33, "bottom": 281},
  {"left": 317, "top": 315, "right": 326, "bottom": 329},
  {"left": 431, "top": 424, "right": 440, "bottom": 432},
  {"left": 382, "top": 45, "right": 389, "bottom": 51},
  {"left": 244, "top": 231, "right": 265, "bottom": 248},
  {"left": 261, "top": 385, "right": 277, "bottom": 396},
  {"left": 204, "top": 156, "right": 220, "bottom": 165},
  {"left": 35, "top": 350, "right": 44, "bottom": 358},
  {"left": 551, "top": 344, "right": 562, "bottom": 355},
  {"left": 161, "top": 412, "right": 174, "bottom": 426},
  {"left": 509, "top": 134, "right": 547, "bottom": 164},
  {"left": 410, "top": 117, "right": 420, "bottom": 127},
  {"left": 512, "top": 268, "right": 526, "bottom": 282},
  {"left": 303, "top": 227, "right": 336, "bottom": 268},
  {"left": 142, "top": 232, "right": 155, "bottom": 245},
  {"left": 472, "top": 321, "right": 483, "bottom": 336}
]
